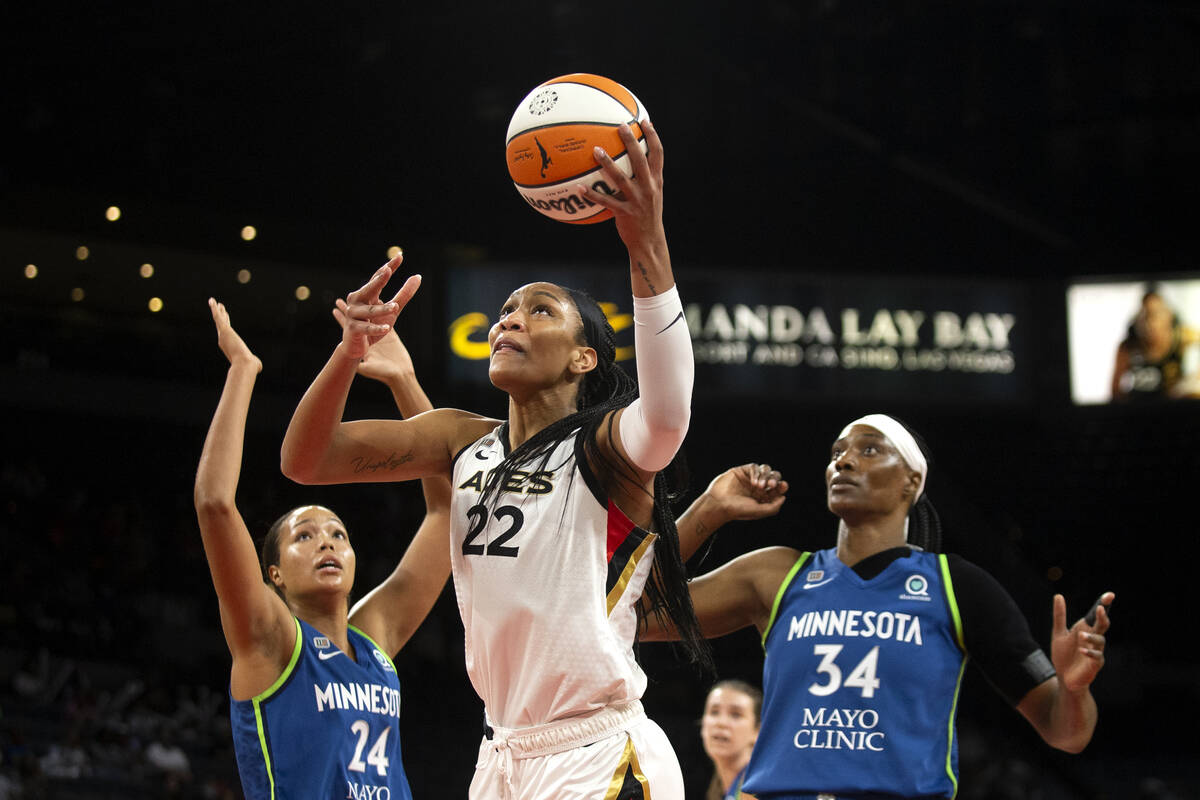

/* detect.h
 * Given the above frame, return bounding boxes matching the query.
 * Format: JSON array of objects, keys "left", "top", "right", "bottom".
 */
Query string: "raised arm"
[
  {"left": 346, "top": 328, "right": 453, "bottom": 657},
  {"left": 584, "top": 120, "right": 693, "bottom": 480},
  {"left": 583, "top": 118, "right": 673, "bottom": 300},
  {"left": 641, "top": 546, "right": 802, "bottom": 642},
  {"left": 348, "top": 324, "right": 436, "bottom": 421},
  {"left": 635, "top": 464, "right": 786, "bottom": 637},
  {"left": 676, "top": 463, "right": 789, "bottom": 562},
  {"left": 1017, "top": 592, "right": 1114, "bottom": 752},
  {"left": 281, "top": 260, "right": 481, "bottom": 485},
  {"left": 349, "top": 489, "right": 451, "bottom": 657},
  {"left": 193, "top": 300, "right": 294, "bottom": 685}
]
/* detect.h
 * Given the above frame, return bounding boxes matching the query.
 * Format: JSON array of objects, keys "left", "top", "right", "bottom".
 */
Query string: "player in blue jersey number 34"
[{"left": 645, "top": 413, "right": 1114, "bottom": 800}]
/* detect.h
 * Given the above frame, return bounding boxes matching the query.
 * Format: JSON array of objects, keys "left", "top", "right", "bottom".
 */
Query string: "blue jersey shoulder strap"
[
  {"left": 937, "top": 553, "right": 966, "bottom": 652},
  {"left": 248, "top": 616, "right": 303, "bottom": 800},
  {"left": 761, "top": 551, "right": 813, "bottom": 649}
]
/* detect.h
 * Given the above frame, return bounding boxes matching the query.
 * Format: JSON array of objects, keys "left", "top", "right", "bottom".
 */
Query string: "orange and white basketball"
[{"left": 505, "top": 73, "right": 649, "bottom": 224}]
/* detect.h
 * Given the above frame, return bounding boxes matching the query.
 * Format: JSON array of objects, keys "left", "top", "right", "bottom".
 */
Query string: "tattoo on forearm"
[
  {"left": 636, "top": 261, "right": 658, "bottom": 295},
  {"left": 351, "top": 451, "right": 415, "bottom": 474}
]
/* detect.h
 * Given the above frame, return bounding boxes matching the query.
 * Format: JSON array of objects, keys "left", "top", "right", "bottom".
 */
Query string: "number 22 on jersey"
[{"left": 461, "top": 503, "right": 524, "bottom": 558}]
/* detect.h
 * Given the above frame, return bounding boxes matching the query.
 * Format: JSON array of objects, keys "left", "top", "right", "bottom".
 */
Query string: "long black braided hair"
[{"left": 478, "top": 284, "right": 713, "bottom": 672}]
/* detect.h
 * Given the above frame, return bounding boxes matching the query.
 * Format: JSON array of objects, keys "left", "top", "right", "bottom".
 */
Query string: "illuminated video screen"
[{"left": 1067, "top": 276, "right": 1200, "bottom": 405}]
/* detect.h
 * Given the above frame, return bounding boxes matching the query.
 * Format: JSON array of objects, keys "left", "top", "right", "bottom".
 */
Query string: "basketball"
[{"left": 505, "top": 73, "right": 649, "bottom": 224}]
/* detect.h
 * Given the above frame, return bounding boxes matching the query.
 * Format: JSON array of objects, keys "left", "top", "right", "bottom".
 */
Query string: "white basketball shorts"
[{"left": 469, "top": 701, "right": 683, "bottom": 800}]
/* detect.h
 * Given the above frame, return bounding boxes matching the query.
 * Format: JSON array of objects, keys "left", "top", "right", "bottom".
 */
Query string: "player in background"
[{"left": 700, "top": 680, "right": 762, "bottom": 800}]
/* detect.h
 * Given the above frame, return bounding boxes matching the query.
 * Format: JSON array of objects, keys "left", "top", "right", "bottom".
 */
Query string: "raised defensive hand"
[
  {"left": 705, "top": 462, "right": 789, "bottom": 521},
  {"left": 1051, "top": 591, "right": 1114, "bottom": 693},
  {"left": 337, "top": 254, "right": 422, "bottom": 360},
  {"left": 208, "top": 298, "right": 261, "bottom": 373},
  {"left": 332, "top": 315, "right": 415, "bottom": 386}
]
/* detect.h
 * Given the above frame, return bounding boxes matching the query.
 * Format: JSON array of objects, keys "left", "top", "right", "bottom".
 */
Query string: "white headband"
[{"left": 838, "top": 414, "right": 927, "bottom": 500}]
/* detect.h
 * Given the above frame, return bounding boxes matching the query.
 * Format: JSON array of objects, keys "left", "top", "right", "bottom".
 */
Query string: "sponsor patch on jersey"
[
  {"left": 313, "top": 636, "right": 331, "bottom": 649},
  {"left": 806, "top": 570, "right": 825, "bottom": 583},
  {"left": 900, "top": 574, "right": 932, "bottom": 601},
  {"left": 372, "top": 649, "right": 396, "bottom": 672}
]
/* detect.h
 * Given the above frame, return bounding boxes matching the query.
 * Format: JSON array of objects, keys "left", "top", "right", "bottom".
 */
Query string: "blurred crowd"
[{"left": 0, "top": 449, "right": 242, "bottom": 799}]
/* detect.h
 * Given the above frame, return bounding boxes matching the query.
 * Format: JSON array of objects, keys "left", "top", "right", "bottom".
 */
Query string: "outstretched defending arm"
[
  {"left": 1017, "top": 592, "right": 1114, "bottom": 752},
  {"left": 640, "top": 546, "right": 803, "bottom": 642},
  {"left": 281, "top": 262, "right": 472, "bottom": 486},
  {"left": 637, "top": 464, "right": 789, "bottom": 639},
  {"left": 193, "top": 300, "right": 295, "bottom": 693},
  {"left": 346, "top": 328, "right": 452, "bottom": 657},
  {"left": 675, "top": 463, "right": 789, "bottom": 562}
]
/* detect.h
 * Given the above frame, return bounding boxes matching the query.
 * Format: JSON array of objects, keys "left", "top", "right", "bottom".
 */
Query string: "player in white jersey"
[
  {"left": 281, "top": 120, "right": 758, "bottom": 799},
  {"left": 451, "top": 427, "right": 653, "bottom": 728}
]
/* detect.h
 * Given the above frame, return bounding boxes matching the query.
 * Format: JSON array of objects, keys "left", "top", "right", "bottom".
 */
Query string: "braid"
[
  {"left": 642, "top": 451, "right": 711, "bottom": 669},
  {"left": 908, "top": 494, "right": 943, "bottom": 553},
  {"left": 480, "top": 285, "right": 713, "bottom": 673}
]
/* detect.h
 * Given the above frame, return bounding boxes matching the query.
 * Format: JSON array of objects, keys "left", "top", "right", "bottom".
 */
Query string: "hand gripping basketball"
[
  {"left": 581, "top": 119, "right": 666, "bottom": 255},
  {"left": 505, "top": 73, "right": 651, "bottom": 224},
  {"left": 335, "top": 255, "right": 422, "bottom": 361}
]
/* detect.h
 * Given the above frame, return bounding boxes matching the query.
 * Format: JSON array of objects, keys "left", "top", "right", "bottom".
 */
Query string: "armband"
[{"left": 619, "top": 285, "right": 693, "bottom": 472}]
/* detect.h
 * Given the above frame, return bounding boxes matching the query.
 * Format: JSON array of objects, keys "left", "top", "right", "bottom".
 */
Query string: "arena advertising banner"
[{"left": 446, "top": 265, "right": 1030, "bottom": 404}]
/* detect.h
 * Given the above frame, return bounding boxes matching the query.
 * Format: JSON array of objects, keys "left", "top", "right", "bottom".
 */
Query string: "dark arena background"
[{"left": 2, "top": 2, "right": 1198, "bottom": 798}]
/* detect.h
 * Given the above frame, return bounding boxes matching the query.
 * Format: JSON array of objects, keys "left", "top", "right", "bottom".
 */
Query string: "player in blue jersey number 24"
[{"left": 195, "top": 299, "right": 449, "bottom": 800}]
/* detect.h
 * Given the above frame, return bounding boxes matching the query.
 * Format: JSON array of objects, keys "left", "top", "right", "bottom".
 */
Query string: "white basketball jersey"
[{"left": 450, "top": 423, "right": 657, "bottom": 729}]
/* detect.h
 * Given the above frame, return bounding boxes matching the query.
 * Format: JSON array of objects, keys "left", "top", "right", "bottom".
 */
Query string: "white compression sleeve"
[{"left": 618, "top": 285, "right": 693, "bottom": 472}]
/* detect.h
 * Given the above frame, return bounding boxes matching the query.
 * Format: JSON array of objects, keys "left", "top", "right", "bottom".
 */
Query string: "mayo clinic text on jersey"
[{"left": 793, "top": 708, "right": 886, "bottom": 752}]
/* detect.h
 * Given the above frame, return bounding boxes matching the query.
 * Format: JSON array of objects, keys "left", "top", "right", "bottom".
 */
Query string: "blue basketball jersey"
[
  {"left": 230, "top": 617, "right": 413, "bottom": 800},
  {"left": 742, "top": 548, "right": 967, "bottom": 799}
]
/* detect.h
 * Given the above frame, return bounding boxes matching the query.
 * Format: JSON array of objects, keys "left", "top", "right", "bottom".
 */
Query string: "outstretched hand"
[
  {"left": 208, "top": 298, "right": 261, "bottom": 373},
  {"left": 1051, "top": 591, "right": 1114, "bottom": 693},
  {"left": 705, "top": 463, "right": 789, "bottom": 522},
  {"left": 337, "top": 254, "right": 422, "bottom": 360},
  {"left": 335, "top": 323, "right": 414, "bottom": 386},
  {"left": 579, "top": 119, "right": 666, "bottom": 256}
]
